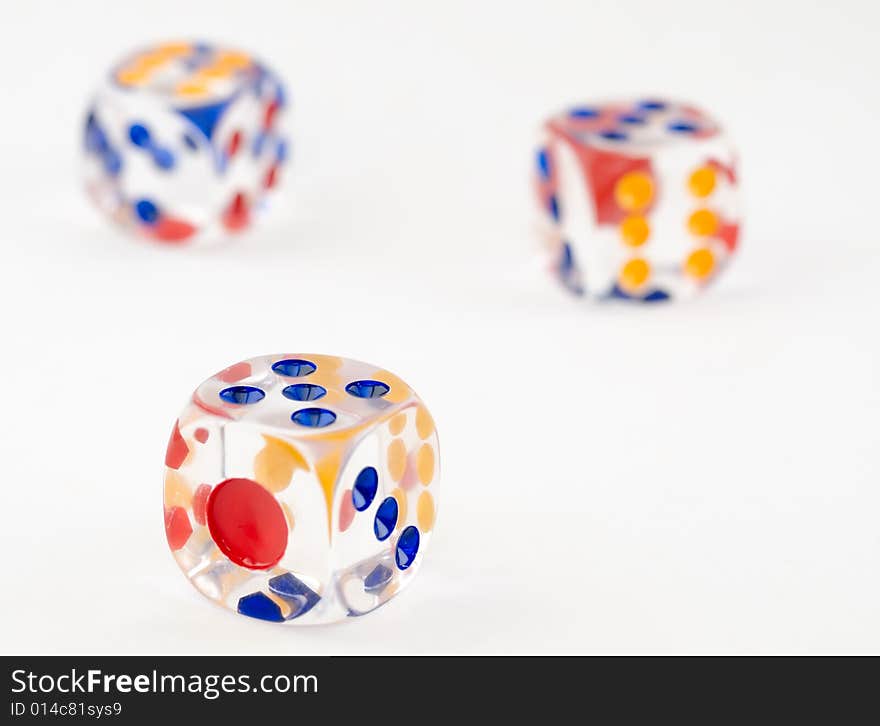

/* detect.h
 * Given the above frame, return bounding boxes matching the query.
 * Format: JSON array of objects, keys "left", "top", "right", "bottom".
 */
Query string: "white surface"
[{"left": 1, "top": 0, "right": 878, "bottom": 654}]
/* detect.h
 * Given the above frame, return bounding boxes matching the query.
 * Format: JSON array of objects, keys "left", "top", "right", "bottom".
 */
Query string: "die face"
[
  {"left": 164, "top": 354, "right": 439, "bottom": 624},
  {"left": 331, "top": 405, "right": 438, "bottom": 616},
  {"left": 536, "top": 99, "right": 740, "bottom": 301},
  {"left": 84, "top": 41, "right": 287, "bottom": 245}
]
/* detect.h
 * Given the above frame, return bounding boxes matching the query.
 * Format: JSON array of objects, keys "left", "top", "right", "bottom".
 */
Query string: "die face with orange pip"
[
  {"left": 84, "top": 41, "right": 287, "bottom": 246},
  {"left": 535, "top": 99, "right": 741, "bottom": 302},
  {"left": 163, "top": 354, "right": 439, "bottom": 624}
]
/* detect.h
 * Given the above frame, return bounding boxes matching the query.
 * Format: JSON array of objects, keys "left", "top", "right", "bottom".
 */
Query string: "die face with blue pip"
[
  {"left": 84, "top": 41, "right": 288, "bottom": 245},
  {"left": 164, "top": 354, "right": 439, "bottom": 624},
  {"left": 535, "top": 99, "right": 741, "bottom": 302}
]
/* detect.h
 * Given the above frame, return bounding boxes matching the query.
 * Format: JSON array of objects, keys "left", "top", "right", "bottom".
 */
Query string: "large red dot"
[{"left": 206, "top": 478, "right": 288, "bottom": 570}]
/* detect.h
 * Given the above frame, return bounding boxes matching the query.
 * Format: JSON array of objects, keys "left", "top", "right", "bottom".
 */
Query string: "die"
[
  {"left": 535, "top": 99, "right": 740, "bottom": 301},
  {"left": 164, "top": 354, "right": 439, "bottom": 623},
  {"left": 84, "top": 41, "right": 288, "bottom": 245}
]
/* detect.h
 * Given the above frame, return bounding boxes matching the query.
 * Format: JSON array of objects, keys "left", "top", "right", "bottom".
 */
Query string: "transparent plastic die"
[
  {"left": 83, "top": 41, "right": 288, "bottom": 246},
  {"left": 164, "top": 354, "right": 438, "bottom": 624},
  {"left": 535, "top": 98, "right": 741, "bottom": 301}
]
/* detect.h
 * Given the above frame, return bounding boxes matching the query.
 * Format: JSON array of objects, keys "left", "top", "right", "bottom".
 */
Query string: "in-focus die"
[
  {"left": 84, "top": 41, "right": 288, "bottom": 245},
  {"left": 535, "top": 99, "right": 740, "bottom": 301},
  {"left": 164, "top": 354, "right": 439, "bottom": 624}
]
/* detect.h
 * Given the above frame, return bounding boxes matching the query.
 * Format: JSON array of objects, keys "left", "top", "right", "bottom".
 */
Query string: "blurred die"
[
  {"left": 535, "top": 99, "right": 740, "bottom": 301},
  {"left": 84, "top": 41, "right": 288, "bottom": 245}
]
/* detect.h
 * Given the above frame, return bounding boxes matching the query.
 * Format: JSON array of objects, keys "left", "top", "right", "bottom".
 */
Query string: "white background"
[{"left": 1, "top": 0, "right": 878, "bottom": 654}]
